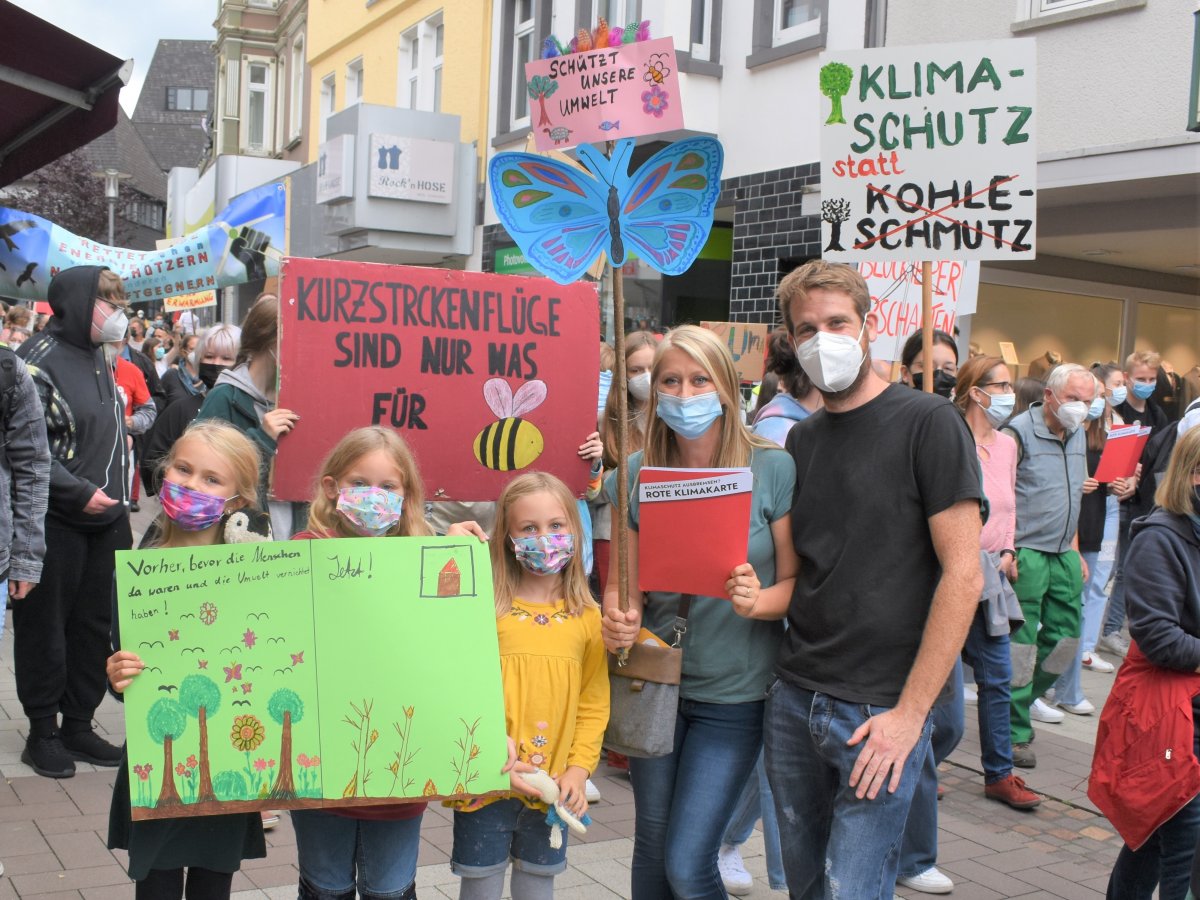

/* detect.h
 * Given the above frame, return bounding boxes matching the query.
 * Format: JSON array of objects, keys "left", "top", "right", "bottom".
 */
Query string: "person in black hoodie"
[{"left": 14, "top": 265, "right": 132, "bottom": 778}]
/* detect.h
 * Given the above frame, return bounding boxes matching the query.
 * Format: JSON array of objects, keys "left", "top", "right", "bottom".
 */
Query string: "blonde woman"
[{"left": 601, "top": 325, "right": 798, "bottom": 899}]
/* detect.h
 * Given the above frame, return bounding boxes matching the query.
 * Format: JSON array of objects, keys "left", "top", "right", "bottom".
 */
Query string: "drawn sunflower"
[{"left": 230, "top": 714, "right": 265, "bottom": 752}]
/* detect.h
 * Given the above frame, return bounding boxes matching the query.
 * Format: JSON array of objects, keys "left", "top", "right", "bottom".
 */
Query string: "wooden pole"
[
  {"left": 612, "top": 259, "right": 631, "bottom": 664},
  {"left": 921, "top": 261, "right": 934, "bottom": 393}
]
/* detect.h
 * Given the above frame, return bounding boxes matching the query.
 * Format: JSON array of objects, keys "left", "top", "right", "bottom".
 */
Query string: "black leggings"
[{"left": 136, "top": 868, "right": 234, "bottom": 900}]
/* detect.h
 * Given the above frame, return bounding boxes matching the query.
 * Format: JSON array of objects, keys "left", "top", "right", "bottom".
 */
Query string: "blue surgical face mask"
[
  {"left": 1108, "top": 385, "right": 1127, "bottom": 407},
  {"left": 1087, "top": 396, "right": 1105, "bottom": 421},
  {"left": 655, "top": 391, "right": 724, "bottom": 440},
  {"left": 979, "top": 391, "right": 1016, "bottom": 426},
  {"left": 1131, "top": 381, "right": 1156, "bottom": 400}
]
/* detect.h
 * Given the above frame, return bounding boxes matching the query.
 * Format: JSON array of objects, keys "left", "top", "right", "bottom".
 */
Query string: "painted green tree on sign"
[
  {"left": 820, "top": 62, "right": 853, "bottom": 125},
  {"left": 147, "top": 698, "right": 188, "bottom": 808},
  {"left": 179, "top": 674, "right": 222, "bottom": 803},
  {"left": 527, "top": 75, "right": 559, "bottom": 128},
  {"left": 268, "top": 688, "right": 305, "bottom": 800}
]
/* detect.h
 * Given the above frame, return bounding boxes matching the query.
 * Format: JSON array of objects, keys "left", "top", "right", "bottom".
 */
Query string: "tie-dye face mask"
[
  {"left": 511, "top": 533, "right": 575, "bottom": 576},
  {"left": 160, "top": 480, "right": 235, "bottom": 531},
  {"left": 336, "top": 486, "right": 404, "bottom": 536}
]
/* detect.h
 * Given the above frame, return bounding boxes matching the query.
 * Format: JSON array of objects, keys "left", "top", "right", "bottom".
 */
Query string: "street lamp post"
[{"left": 92, "top": 168, "right": 130, "bottom": 246}]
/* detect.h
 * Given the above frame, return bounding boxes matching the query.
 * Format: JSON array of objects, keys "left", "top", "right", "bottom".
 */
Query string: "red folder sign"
[
  {"left": 637, "top": 467, "right": 753, "bottom": 598},
  {"left": 1094, "top": 426, "right": 1152, "bottom": 483}
]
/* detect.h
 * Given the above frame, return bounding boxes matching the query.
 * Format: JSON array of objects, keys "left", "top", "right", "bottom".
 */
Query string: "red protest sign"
[{"left": 274, "top": 258, "right": 599, "bottom": 502}]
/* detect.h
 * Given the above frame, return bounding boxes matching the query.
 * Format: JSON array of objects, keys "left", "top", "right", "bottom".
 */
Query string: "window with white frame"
[
  {"left": 346, "top": 58, "right": 364, "bottom": 106},
  {"left": 1029, "top": 0, "right": 1111, "bottom": 14},
  {"left": 773, "top": 0, "right": 821, "bottom": 45},
  {"left": 289, "top": 36, "right": 304, "bottom": 141},
  {"left": 319, "top": 73, "right": 335, "bottom": 143},
  {"left": 690, "top": 0, "right": 713, "bottom": 61},
  {"left": 580, "top": 0, "right": 638, "bottom": 30},
  {"left": 496, "top": 0, "right": 549, "bottom": 141},
  {"left": 748, "top": 0, "right": 827, "bottom": 67},
  {"left": 244, "top": 61, "right": 272, "bottom": 152},
  {"left": 399, "top": 12, "right": 444, "bottom": 113},
  {"left": 512, "top": 1, "right": 535, "bottom": 124}
]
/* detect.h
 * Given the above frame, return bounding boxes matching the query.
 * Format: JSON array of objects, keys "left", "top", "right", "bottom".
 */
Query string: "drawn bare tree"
[{"left": 822, "top": 199, "right": 852, "bottom": 252}]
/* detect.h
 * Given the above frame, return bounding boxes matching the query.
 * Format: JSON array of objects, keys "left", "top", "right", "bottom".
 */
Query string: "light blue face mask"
[
  {"left": 979, "top": 391, "right": 1016, "bottom": 426},
  {"left": 1108, "top": 385, "right": 1127, "bottom": 407},
  {"left": 1131, "top": 381, "right": 1156, "bottom": 400},
  {"left": 1087, "top": 396, "right": 1106, "bottom": 421},
  {"left": 655, "top": 391, "right": 724, "bottom": 440}
]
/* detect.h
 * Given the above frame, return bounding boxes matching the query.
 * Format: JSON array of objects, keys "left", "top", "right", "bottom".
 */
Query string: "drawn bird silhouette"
[
  {"left": 157, "top": 684, "right": 178, "bottom": 693},
  {"left": 16, "top": 262, "right": 38, "bottom": 287},
  {"left": 232, "top": 700, "right": 252, "bottom": 707},
  {"left": 0, "top": 218, "right": 37, "bottom": 252}
]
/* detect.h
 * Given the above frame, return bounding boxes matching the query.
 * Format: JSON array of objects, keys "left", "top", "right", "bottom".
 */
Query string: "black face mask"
[
  {"left": 911, "top": 370, "right": 957, "bottom": 399},
  {"left": 198, "top": 363, "right": 229, "bottom": 390}
]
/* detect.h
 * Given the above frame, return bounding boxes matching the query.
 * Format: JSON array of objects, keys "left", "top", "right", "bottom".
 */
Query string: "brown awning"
[{"left": 0, "top": 0, "right": 131, "bottom": 187}]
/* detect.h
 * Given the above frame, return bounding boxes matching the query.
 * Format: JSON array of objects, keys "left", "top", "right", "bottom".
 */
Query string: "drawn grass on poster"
[
  {"left": 449, "top": 718, "right": 482, "bottom": 794},
  {"left": 389, "top": 706, "right": 419, "bottom": 795},
  {"left": 342, "top": 699, "right": 379, "bottom": 798}
]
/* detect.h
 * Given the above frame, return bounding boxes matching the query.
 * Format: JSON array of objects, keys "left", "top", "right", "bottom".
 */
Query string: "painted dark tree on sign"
[
  {"left": 179, "top": 674, "right": 222, "bottom": 803},
  {"left": 822, "top": 199, "right": 852, "bottom": 252},
  {"left": 147, "top": 698, "right": 188, "bottom": 808},
  {"left": 527, "top": 75, "right": 559, "bottom": 128},
  {"left": 268, "top": 688, "right": 304, "bottom": 800}
]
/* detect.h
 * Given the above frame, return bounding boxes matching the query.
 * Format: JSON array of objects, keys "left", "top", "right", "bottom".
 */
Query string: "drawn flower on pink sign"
[{"left": 642, "top": 85, "right": 669, "bottom": 118}]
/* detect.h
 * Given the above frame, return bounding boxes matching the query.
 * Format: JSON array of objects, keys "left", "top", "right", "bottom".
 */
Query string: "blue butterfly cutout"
[{"left": 489, "top": 137, "right": 724, "bottom": 285}]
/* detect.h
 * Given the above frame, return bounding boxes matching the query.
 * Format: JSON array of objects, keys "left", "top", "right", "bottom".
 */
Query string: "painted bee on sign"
[
  {"left": 644, "top": 54, "right": 671, "bottom": 85},
  {"left": 473, "top": 378, "right": 547, "bottom": 472}
]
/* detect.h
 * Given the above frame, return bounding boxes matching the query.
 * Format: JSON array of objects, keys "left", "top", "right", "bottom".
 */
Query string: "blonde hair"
[
  {"left": 601, "top": 330, "right": 657, "bottom": 469},
  {"left": 491, "top": 472, "right": 595, "bottom": 619},
  {"left": 151, "top": 421, "right": 261, "bottom": 548},
  {"left": 306, "top": 427, "right": 432, "bottom": 539},
  {"left": 776, "top": 260, "right": 871, "bottom": 336},
  {"left": 599, "top": 342, "right": 615, "bottom": 372},
  {"left": 98, "top": 269, "right": 128, "bottom": 308},
  {"left": 644, "top": 325, "right": 775, "bottom": 469},
  {"left": 1155, "top": 426, "right": 1200, "bottom": 515},
  {"left": 1125, "top": 349, "right": 1162, "bottom": 372}
]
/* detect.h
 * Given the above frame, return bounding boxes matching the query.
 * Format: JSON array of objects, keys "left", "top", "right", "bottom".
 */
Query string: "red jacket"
[{"left": 1089, "top": 642, "right": 1200, "bottom": 850}]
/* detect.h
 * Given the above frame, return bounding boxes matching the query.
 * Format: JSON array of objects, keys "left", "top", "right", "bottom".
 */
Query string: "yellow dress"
[{"left": 458, "top": 598, "right": 609, "bottom": 811}]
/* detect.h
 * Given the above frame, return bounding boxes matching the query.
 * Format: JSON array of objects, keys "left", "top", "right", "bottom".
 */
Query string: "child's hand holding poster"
[{"left": 637, "top": 467, "right": 753, "bottom": 598}]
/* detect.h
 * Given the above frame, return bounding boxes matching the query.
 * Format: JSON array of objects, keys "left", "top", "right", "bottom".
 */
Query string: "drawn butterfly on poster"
[{"left": 489, "top": 136, "right": 723, "bottom": 285}]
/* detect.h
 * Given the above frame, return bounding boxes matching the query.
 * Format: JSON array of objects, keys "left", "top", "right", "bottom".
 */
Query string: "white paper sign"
[
  {"left": 367, "top": 134, "right": 455, "bottom": 204},
  {"left": 819, "top": 39, "right": 1036, "bottom": 261},
  {"left": 639, "top": 469, "right": 753, "bottom": 503},
  {"left": 859, "top": 260, "right": 981, "bottom": 361}
]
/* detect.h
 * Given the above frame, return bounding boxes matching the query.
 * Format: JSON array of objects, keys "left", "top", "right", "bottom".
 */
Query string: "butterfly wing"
[
  {"left": 489, "top": 151, "right": 611, "bottom": 285},
  {"left": 617, "top": 137, "right": 724, "bottom": 277}
]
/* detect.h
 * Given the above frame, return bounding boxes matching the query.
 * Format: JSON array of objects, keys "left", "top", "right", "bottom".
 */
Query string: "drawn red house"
[{"left": 437, "top": 558, "right": 461, "bottom": 596}]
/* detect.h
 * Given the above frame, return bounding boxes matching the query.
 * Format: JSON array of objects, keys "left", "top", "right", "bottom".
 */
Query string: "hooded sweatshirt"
[
  {"left": 751, "top": 393, "right": 811, "bottom": 447},
  {"left": 17, "top": 266, "right": 128, "bottom": 530}
]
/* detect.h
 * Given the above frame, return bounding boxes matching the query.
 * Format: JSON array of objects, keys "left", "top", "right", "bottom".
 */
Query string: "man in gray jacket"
[{"left": 1002, "top": 363, "right": 1094, "bottom": 768}]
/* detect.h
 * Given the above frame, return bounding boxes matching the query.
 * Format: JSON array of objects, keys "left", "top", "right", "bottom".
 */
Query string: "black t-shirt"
[
  {"left": 777, "top": 384, "right": 983, "bottom": 707},
  {"left": 1114, "top": 398, "right": 1167, "bottom": 432}
]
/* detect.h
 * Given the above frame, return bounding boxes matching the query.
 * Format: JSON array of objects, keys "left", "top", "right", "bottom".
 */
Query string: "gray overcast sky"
[{"left": 11, "top": 0, "right": 218, "bottom": 114}]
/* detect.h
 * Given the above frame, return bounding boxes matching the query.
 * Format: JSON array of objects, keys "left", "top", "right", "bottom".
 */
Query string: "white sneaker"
[
  {"left": 1097, "top": 632, "right": 1130, "bottom": 658},
  {"left": 1031, "top": 698, "right": 1065, "bottom": 723},
  {"left": 963, "top": 684, "right": 978, "bottom": 704},
  {"left": 1058, "top": 698, "right": 1095, "bottom": 716},
  {"left": 584, "top": 778, "right": 601, "bottom": 802},
  {"left": 897, "top": 866, "right": 954, "bottom": 894},
  {"left": 1082, "top": 652, "right": 1115, "bottom": 673},
  {"left": 718, "top": 844, "right": 754, "bottom": 896}
]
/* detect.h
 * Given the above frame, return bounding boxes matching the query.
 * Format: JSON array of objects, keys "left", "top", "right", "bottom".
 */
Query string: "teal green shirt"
[{"left": 605, "top": 447, "right": 795, "bottom": 704}]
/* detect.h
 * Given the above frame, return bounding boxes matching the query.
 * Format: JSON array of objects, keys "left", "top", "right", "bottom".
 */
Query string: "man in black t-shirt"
[{"left": 747, "top": 261, "right": 983, "bottom": 898}]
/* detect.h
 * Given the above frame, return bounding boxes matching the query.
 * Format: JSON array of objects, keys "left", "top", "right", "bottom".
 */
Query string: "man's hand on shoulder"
[{"left": 846, "top": 704, "right": 927, "bottom": 800}]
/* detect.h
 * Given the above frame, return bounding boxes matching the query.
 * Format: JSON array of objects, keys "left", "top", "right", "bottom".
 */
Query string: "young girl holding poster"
[
  {"left": 285, "top": 425, "right": 490, "bottom": 900},
  {"left": 450, "top": 471, "right": 609, "bottom": 900},
  {"left": 106, "top": 421, "right": 269, "bottom": 899},
  {"left": 601, "top": 325, "right": 798, "bottom": 899}
]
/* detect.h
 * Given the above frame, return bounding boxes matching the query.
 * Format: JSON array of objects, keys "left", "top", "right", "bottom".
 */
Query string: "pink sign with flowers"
[{"left": 525, "top": 37, "right": 683, "bottom": 151}]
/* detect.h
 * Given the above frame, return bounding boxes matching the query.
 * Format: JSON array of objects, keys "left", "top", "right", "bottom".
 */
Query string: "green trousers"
[{"left": 1008, "top": 547, "right": 1083, "bottom": 744}]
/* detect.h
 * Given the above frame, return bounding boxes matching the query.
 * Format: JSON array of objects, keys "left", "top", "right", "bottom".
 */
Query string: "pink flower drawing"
[{"left": 642, "top": 85, "right": 669, "bottom": 118}]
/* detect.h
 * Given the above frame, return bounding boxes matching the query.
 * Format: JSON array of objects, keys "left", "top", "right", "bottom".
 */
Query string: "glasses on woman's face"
[{"left": 977, "top": 381, "right": 1013, "bottom": 392}]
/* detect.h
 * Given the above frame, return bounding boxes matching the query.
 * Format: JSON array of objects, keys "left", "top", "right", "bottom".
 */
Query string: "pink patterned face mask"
[
  {"left": 511, "top": 533, "right": 575, "bottom": 576},
  {"left": 160, "top": 480, "right": 235, "bottom": 531},
  {"left": 336, "top": 486, "right": 404, "bottom": 536}
]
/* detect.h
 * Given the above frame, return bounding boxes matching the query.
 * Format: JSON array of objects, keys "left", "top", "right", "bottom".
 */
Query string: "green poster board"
[{"left": 116, "top": 536, "right": 507, "bottom": 820}]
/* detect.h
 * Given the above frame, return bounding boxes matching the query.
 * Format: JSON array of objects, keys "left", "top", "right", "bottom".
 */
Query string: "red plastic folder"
[
  {"left": 1093, "top": 426, "right": 1152, "bottom": 483},
  {"left": 637, "top": 467, "right": 753, "bottom": 599}
]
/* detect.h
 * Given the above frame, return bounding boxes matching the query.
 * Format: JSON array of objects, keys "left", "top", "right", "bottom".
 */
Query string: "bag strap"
[{"left": 671, "top": 594, "right": 694, "bottom": 648}]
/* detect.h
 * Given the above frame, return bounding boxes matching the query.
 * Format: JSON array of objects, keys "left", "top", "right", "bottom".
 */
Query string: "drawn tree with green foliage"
[
  {"left": 820, "top": 62, "right": 853, "bottom": 125},
  {"left": 179, "top": 674, "right": 221, "bottom": 803},
  {"left": 268, "top": 688, "right": 304, "bottom": 800},
  {"left": 147, "top": 698, "right": 187, "bottom": 808},
  {"left": 527, "top": 75, "right": 559, "bottom": 128}
]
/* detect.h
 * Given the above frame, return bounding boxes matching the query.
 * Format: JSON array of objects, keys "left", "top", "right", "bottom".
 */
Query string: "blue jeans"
[
  {"left": 0, "top": 579, "right": 7, "bottom": 645},
  {"left": 1104, "top": 502, "right": 1133, "bottom": 638},
  {"left": 765, "top": 680, "right": 933, "bottom": 899},
  {"left": 1057, "top": 494, "right": 1119, "bottom": 706},
  {"left": 451, "top": 798, "right": 568, "bottom": 877},
  {"left": 899, "top": 661, "right": 966, "bottom": 879},
  {"left": 961, "top": 606, "right": 1015, "bottom": 783},
  {"left": 628, "top": 698, "right": 764, "bottom": 899},
  {"left": 292, "top": 809, "right": 423, "bottom": 899},
  {"left": 1107, "top": 733, "right": 1200, "bottom": 900},
  {"left": 723, "top": 751, "right": 787, "bottom": 891}
]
